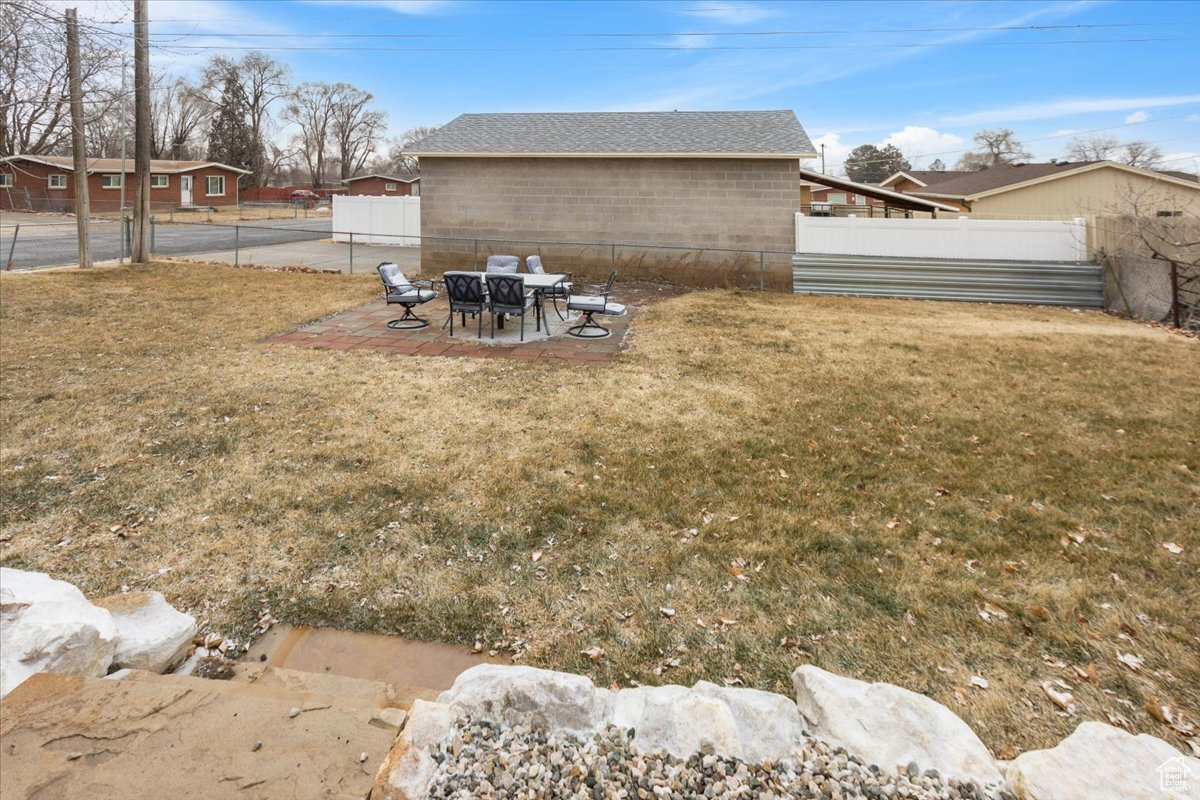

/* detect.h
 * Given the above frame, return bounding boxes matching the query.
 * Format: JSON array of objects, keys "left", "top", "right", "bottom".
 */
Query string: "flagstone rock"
[
  {"left": 0, "top": 568, "right": 117, "bottom": 697},
  {"left": 792, "top": 664, "right": 1003, "bottom": 785},
  {"left": 371, "top": 699, "right": 456, "bottom": 800},
  {"left": 93, "top": 591, "right": 197, "bottom": 673},
  {"left": 1006, "top": 721, "right": 1200, "bottom": 800}
]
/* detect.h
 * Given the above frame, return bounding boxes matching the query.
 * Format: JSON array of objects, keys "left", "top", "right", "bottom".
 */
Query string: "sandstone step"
[
  {"left": 0, "top": 671, "right": 398, "bottom": 800},
  {"left": 245, "top": 624, "right": 502, "bottom": 693}
]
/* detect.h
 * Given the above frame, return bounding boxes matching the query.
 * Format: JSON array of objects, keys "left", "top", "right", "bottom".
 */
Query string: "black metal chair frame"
[
  {"left": 528, "top": 256, "right": 573, "bottom": 321},
  {"left": 567, "top": 269, "right": 618, "bottom": 339},
  {"left": 378, "top": 262, "right": 436, "bottom": 330},
  {"left": 443, "top": 271, "right": 488, "bottom": 339},
  {"left": 485, "top": 273, "right": 544, "bottom": 342}
]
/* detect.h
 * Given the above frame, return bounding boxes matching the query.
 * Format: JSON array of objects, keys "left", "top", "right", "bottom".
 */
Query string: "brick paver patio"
[{"left": 269, "top": 282, "right": 686, "bottom": 364}]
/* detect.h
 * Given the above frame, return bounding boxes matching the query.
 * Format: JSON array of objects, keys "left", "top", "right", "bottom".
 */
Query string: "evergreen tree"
[
  {"left": 844, "top": 144, "right": 911, "bottom": 184},
  {"left": 205, "top": 71, "right": 260, "bottom": 189}
]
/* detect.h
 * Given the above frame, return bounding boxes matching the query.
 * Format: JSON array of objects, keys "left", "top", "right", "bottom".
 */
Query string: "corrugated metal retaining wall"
[{"left": 792, "top": 253, "right": 1104, "bottom": 308}]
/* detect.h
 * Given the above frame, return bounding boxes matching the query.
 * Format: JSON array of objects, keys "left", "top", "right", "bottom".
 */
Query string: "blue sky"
[{"left": 72, "top": 0, "right": 1200, "bottom": 174}]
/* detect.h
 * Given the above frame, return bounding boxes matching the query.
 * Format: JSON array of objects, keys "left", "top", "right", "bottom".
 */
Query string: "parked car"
[{"left": 289, "top": 189, "right": 322, "bottom": 207}]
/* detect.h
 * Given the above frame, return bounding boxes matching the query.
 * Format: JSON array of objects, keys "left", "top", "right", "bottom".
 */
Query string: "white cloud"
[
  {"left": 944, "top": 95, "right": 1200, "bottom": 125},
  {"left": 800, "top": 132, "right": 853, "bottom": 176},
  {"left": 664, "top": 34, "right": 716, "bottom": 50},
  {"left": 302, "top": 0, "right": 453, "bottom": 13},
  {"left": 1188, "top": 113, "right": 1200, "bottom": 123},
  {"left": 1052, "top": 129, "right": 1079, "bottom": 137},
  {"left": 681, "top": 2, "right": 780, "bottom": 24},
  {"left": 1160, "top": 152, "right": 1200, "bottom": 173},
  {"left": 881, "top": 126, "right": 964, "bottom": 165},
  {"left": 1124, "top": 110, "right": 1148, "bottom": 124}
]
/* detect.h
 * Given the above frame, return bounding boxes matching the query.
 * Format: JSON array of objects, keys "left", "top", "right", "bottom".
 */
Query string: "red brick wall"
[
  {"left": 1, "top": 159, "right": 242, "bottom": 211},
  {"left": 345, "top": 177, "right": 417, "bottom": 196}
]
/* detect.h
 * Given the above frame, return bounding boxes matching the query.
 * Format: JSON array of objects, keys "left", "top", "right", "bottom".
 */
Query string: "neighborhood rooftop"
[
  {"left": 407, "top": 110, "right": 817, "bottom": 158},
  {"left": 897, "top": 160, "right": 1199, "bottom": 199},
  {"left": 1, "top": 154, "right": 251, "bottom": 175}
]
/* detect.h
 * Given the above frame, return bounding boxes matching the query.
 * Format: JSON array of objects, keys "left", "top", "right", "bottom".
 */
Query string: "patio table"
[{"left": 469, "top": 272, "right": 569, "bottom": 330}]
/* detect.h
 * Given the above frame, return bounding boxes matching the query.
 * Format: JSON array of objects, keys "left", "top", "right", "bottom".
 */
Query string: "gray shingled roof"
[
  {"left": 406, "top": 111, "right": 815, "bottom": 157},
  {"left": 909, "top": 161, "right": 1200, "bottom": 198}
]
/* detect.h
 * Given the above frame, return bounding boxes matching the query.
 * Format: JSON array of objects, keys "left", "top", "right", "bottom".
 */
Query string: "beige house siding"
[
  {"left": 968, "top": 168, "right": 1200, "bottom": 218},
  {"left": 418, "top": 156, "right": 802, "bottom": 288}
]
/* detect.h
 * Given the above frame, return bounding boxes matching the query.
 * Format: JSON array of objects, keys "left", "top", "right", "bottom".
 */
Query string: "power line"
[
  {"left": 142, "top": 38, "right": 1190, "bottom": 53},
  {"left": 136, "top": 21, "right": 1199, "bottom": 39}
]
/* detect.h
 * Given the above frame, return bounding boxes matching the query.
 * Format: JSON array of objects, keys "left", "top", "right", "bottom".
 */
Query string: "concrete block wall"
[{"left": 418, "top": 157, "right": 802, "bottom": 288}]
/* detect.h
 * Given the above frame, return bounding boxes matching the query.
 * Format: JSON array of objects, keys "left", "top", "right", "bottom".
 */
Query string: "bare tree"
[
  {"left": 1, "top": 0, "right": 119, "bottom": 157},
  {"left": 1123, "top": 140, "right": 1164, "bottom": 169},
  {"left": 151, "top": 75, "right": 206, "bottom": 159},
  {"left": 284, "top": 81, "right": 339, "bottom": 187},
  {"left": 331, "top": 85, "right": 387, "bottom": 180},
  {"left": 1066, "top": 136, "right": 1121, "bottom": 162},
  {"left": 955, "top": 128, "right": 1032, "bottom": 170},
  {"left": 379, "top": 125, "right": 440, "bottom": 173},
  {"left": 1066, "top": 136, "right": 1163, "bottom": 169}
]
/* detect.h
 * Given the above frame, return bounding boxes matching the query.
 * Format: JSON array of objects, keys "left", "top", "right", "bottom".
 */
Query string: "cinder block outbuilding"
[{"left": 407, "top": 110, "right": 819, "bottom": 285}]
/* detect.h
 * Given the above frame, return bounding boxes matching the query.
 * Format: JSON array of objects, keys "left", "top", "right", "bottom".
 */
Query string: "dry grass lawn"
[{"left": 1, "top": 261, "right": 1197, "bottom": 758}]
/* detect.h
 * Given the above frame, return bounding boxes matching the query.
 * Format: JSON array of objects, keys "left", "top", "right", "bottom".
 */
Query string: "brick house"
[
  {"left": 0, "top": 155, "right": 251, "bottom": 212},
  {"left": 343, "top": 173, "right": 420, "bottom": 196},
  {"left": 406, "top": 110, "right": 819, "bottom": 285}
]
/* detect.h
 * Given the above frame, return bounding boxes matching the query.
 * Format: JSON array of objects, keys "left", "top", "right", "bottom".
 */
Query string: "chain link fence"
[{"left": 2, "top": 218, "right": 792, "bottom": 290}]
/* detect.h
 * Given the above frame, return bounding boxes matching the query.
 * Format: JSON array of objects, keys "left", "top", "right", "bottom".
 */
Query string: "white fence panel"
[
  {"left": 332, "top": 195, "right": 420, "bottom": 245},
  {"left": 795, "top": 214, "right": 1088, "bottom": 262}
]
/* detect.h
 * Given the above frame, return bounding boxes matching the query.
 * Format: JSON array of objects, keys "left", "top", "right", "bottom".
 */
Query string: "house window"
[
  {"left": 385, "top": 182, "right": 398, "bottom": 192},
  {"left": 205, "top": 175, "right": 225, "bottom": 196},
  {"left": 101, "top": 174, "right": 123, "bottom": 189},
  {"left": 48, "top": 174, "right": 68, "bottom": 189},
  {"left": 151, "top": 175, "right": 169, "bottom": 189},
  {"left": 0, "top": 173, "right": 12, "bottom": 187},
  {"left": 411, "top": 183, "right": 419, "bottom": 197},
  {"left": 1156, "top": 210, "right": 1182, "bottom": 218}
]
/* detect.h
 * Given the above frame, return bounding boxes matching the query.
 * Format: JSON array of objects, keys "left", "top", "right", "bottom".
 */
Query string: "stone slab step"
[
  {"left": 0, "top": 671, "right": 398, "bottom": 800},
  {"left": 244, "top": 624, "right": 502, "bottom": 693}
]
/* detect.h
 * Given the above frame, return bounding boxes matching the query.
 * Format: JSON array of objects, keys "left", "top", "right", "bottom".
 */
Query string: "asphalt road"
[{"left": 2, "top": 217, "right": 334, "bottom": 270}]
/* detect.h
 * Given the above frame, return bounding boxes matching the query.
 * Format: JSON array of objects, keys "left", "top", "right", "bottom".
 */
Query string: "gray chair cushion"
[
  {"left": 525, "top": 255, "right": 545, "bottom": 274},
  {"left": 378, "top": 262, "right": 408, "bottom": 288},
  {"left": 388, "top": 289, "right": 436, "bottom": 303},
  {"left": 485, "top": 255, "right": 519, "bottom": 273}
]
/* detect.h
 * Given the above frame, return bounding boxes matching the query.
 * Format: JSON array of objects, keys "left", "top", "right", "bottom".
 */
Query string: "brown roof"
[
  {"left": 343, "top": 173, "right": 420, "bottom": 183},
  {"left": 907, "top": 160, "right": 1199, "bottom": 199},
  {"left": 2, "top": 154, "right": 251, "bottom": 175}
]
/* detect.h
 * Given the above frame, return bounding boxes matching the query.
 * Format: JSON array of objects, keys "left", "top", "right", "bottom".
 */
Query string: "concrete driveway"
[{"left": 2, "top": 215, "right": 335, "bottom": 270}]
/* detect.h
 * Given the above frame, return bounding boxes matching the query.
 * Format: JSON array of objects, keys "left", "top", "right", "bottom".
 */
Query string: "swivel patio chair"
[
  {"left": 485, "top": 254, "right": 520, "bottom": 274},
  {"left": 566, "top": 269, "right": 625, "bottom": 339},
  {"left": 526, "top": 255, "right": 572, "bottom": 320},
  {"left": 485, "top": 273, "right": 543, "bottom": 342},
  {"left": 443, "top": 271, "right": 488, "bottom": 338},
  {"left": 377, "top": 262, "right": 436, "bottom": 330}
]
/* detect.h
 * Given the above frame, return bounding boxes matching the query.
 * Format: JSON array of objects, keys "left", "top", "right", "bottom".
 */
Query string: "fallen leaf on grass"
[
  {"left": 969, "top": 675, "right": 989, "bottom": 690},
  {"left": 885, "top": 518, "right": 901, "bottom": 530},
  {"left": 1003, "top": 560, "right": 1028, "bottom": 573},
  {"left": 530, "top": 550, "right": 543, "bottom": 562},
  {"left": 580, "top": 646, "right": 605, "bottom": 662},
  {"left": 978, "top": 602, "right": 1009, "bottom": 622},
  {"left": 1042, "top": 681, "right": 1076, "bottom": 714},
  {"left": 1163, "top": 542, "right": 1183, "bottom": 554},
  {"left": 658, "top": 607, "right": 676, "bottom": 619},
  {"left": 1116, "top": 652, "right": 1145, "bottom": 672}
]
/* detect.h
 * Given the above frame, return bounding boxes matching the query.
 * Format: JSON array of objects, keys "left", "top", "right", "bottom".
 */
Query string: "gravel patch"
[{"left": 426, "top": 718, "right": 1006, "bottom": 799}]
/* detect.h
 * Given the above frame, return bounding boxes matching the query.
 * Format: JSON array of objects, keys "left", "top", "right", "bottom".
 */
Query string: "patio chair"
[
  {"left": 485, "top": 255, "right": 519, "bottom": 274},
  {"left": 443, "top": 271, "right": 488, "bottom": 338},
  {"left": 527, "top": 255, "right": 573, "bottom": 320},
  {"left": 485, "top": 273, "right": 543, "bottom": 341},
  {"left": 566, "top": 269, "right": 625, "bottom": 339},
  {"left": 377, "top": 262, "right": 436, "bottom": 330}
]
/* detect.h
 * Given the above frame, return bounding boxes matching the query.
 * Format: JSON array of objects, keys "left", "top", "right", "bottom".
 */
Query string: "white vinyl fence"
[
  {"left": 332, "top": 195, "right": 420, "bottom": 245},
  {"left": 795, "top": 214, "right": 1088, "bottom": 262}
]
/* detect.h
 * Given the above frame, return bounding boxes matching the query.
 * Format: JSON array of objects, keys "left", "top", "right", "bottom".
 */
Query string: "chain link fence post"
[
  {"left": 234, "top": 225, "right": 240, "bottom": 268},
  {"left": 150, "top": 216, "right": 156, "bottom": 255},
  {"left": 4, "top": 224, "right": 18, "bottom": 271},
  {"left": 473, "top": 238, "right": 478, "bottom": 269},
  {"left": 759, "top": 251, "right": 765, "bottom": 292},
  {"left": 349, "top": 232, "right": 354, "bottom": 274}
]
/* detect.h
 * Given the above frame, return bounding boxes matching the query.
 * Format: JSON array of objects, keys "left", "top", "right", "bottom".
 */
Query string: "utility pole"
[
  {"left": 65, "top": 8, "right": 92, "bottom": 269},
  {"left": 820, "top": 143, "right": 827, "bottom": 175},
  {"left": 119, "top": 55, "right": 128, "bottom": 263},
  {"left": 130, "top": 0, "right": 151, "bottom": 263}
]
